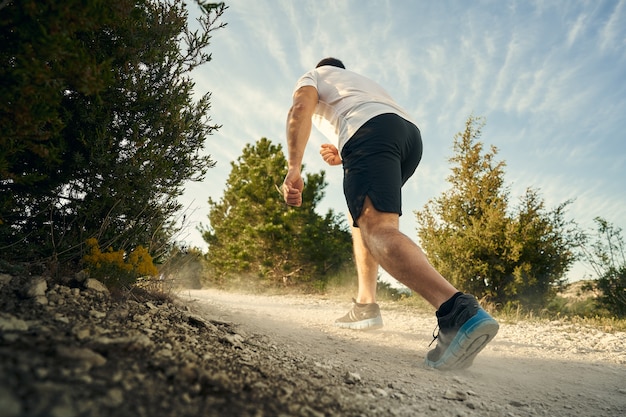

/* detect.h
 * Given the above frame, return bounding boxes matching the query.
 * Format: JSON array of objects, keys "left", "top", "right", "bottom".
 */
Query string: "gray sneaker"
[
  {"left": 334, "top": 298, "right": 383, "bottom": 330},
  {"left": 424, "top": 294, "right": 499, "bottom": 370}
]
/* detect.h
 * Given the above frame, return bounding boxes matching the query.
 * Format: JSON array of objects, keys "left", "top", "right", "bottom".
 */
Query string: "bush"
[
  {"left": 596, "top": 266, "right": 626, "bottom": 318},
  {"left": 546, "top": 296, "right": 600, "bottom": 318},
  {"left": 579, "top": 218, "right": 626, "bottom": 318},
  {"left": 81, "top": 238, "right": 157, "bottom": 289}
]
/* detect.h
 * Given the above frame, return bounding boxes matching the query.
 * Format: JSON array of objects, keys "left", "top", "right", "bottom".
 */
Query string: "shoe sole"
[
  {"left": 424, "top": 309, "right": 499, "bottom": 370},
  {"left": 334, "top": 316, "right": 383, "bottom": 330}
]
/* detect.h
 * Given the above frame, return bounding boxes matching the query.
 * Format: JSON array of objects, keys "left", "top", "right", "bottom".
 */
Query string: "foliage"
[
  {"left": 375, "top": 279, "right": 410, "bottom": 301},
  {"left": 580, "top": 218, "right": 626, "bottom": 317},
  {"left": 203, "top": 138, "right": 353, "bottom": 288},
  {"left": 0, "top": 0, "right": 226, "bottom": 267},
  {"left": 81, "top": 238, "right": 157, "bottom": 288},
  {"left": 415, "top": 115, "right": 578, "bottom": 308},
  {"left": 545, "top": 295, "right": 600, "bottom": 318},
  {"left": 158, "top": 245, "right": 207, "bottom": 289},
  {"left": 508, "top": 188, "right": 579, "bottom": 307}
]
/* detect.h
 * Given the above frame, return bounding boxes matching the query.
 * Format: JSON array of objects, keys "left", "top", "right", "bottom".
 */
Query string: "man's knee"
[
  {"left": 357, "top": 200, "right": 399, "bottom": 239},
  {"left": 356, "top": 197, "right": 376, "bottom": 230}
]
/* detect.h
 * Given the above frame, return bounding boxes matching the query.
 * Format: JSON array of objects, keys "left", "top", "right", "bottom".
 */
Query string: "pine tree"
[
  {"left": 416, "top": 116, "right": 578, "bottom": 307},
  {"left": 203, "top": 138, "right": 352, "bottom": 287}
]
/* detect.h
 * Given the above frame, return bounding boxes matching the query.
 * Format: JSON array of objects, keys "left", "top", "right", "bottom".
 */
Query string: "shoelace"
[{"left": 428, "top": 325, "right": 439, "bottom": 347}]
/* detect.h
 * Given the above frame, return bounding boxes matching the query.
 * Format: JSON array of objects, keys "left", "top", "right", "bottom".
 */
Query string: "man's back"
[{"left": 294, "top": 66, "right": 414, "bottom": 152}]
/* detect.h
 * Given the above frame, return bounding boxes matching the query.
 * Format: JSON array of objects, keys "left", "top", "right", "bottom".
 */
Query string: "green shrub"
[{"left": 81, "top": 238, "right": 157, "bottom": 289}]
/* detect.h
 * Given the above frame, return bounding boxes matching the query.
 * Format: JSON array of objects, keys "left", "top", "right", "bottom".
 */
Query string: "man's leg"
[
  {"left": 356, "top": 196, "right": 457, "bottom": 309},
  {"left": 357, "top": 196, "right": 499, "bottom": 369},
  {"left": 333, "top": 212, "right": 383, "bottom": 330},
  {"left": 350, "top": 218, "right": 378, "bottom": 304}
]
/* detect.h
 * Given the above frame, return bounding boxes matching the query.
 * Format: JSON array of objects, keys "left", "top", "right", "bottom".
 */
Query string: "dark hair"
[{"left": 315, "top": 57, "right": 345, "bottom": 69}]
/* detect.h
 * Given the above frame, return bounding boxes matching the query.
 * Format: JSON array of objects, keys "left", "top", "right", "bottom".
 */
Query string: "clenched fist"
[
  {"left": 320, "top": 143, "right": 342, "bottom": 166},
  {"left": 282, "top": 169, "right": 304, "bottom": 207}
]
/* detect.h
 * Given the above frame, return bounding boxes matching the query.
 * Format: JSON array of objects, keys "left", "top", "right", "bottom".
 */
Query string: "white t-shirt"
[{"left": 293, "top": 66, "right": 416, "bottom": 153}]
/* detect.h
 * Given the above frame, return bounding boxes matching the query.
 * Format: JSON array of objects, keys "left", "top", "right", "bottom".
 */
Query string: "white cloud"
[
  {"left": 567, "top": 13, "right": 587, "bottom": 48},
  {"left": 599, "top": 0, "right": 626, "bottom": 52}
]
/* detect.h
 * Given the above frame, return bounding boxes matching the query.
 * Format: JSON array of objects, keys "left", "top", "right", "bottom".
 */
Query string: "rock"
[
  {"left": 0, "top": 273, "right": 12, "bottom": 287},
  {"left": 89, "top": 309, "right": 107, "bottom": 319},
  {"left": 84, "top": 278, "right": 109, "bottom": 294},
  {"left": 344, "top": 371, "right": 362, "bottom": 384},
  {"left": 56, "top": 346, "right": 107, "bottom": 368},
  {"left": 108, "top": 307, "right": 129, "bottom": 321},
  {"left": 0, "top": 313, "right": 29, "bottom": 332},
  {"left": 106, "top": 388, "right": 124, "bottom": 407},
  {"left": 452, "top": 376, "right": 467, "bottom": 384},
  {"left": 175, "top": 364, "right": 199, "bottom": 384},
  {"left": 221, "top": 333, "right": 244, "bottom": 348},
  {"left": 74, "top": 270, "right": 89, "bottom": 283},
  {"left": 33, "top": 295, "right": 48, "bottom": 305},
  {"left": 90, "top": 333, "right": 153, "bottom": 351},
  {"left": 24, "top": 276, "right": 47, "bottom": 298},
  {"left": 443, "top": 389, "right": 468, "bottom": 401},
  {"left": 72, "top": 325, "right": 91, "bottom": 340},
  {"left": 208, "top": 371, "right": 231, "bottom": 387},
  {"left": 54, "top": 313, "right": 70, "bottom": 324},
  {"left": 133, "top": 312, "right": 152, "bottom": 326},
  {"left": 186, "top": 312, "right": 218, "bottom": 331},
  {"left": 24, "top": 277, "right": 49, "bottom": 305}
]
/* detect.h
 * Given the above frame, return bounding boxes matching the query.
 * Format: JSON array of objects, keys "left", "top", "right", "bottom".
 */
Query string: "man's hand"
[
  {"left": 320, "top": 143, "right": 342, "bottom": 166},
  {"left": 282, "top": 169, "right": 304, "bottom": 207}
]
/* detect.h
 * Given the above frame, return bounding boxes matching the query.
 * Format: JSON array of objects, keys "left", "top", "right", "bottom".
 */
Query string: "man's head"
[{"left": 316, "top": 57, "right": 345, "bottom": 69}]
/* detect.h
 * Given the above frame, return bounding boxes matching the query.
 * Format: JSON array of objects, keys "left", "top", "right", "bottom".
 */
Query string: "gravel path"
[{"left": 182, "top": 288, "right": 626, "bottom": 417}]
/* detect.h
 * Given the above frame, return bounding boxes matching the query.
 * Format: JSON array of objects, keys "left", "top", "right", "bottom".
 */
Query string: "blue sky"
[{"left": 181, "top": 0, "right": 626, "bottom": 283}]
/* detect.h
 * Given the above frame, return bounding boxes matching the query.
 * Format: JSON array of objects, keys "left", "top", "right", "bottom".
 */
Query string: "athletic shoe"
[
  {"left": 424, "top": 294, "right": 499, "bottom": 370},
  {"left": 334, "top": 298, "right": 384, "bottom": 330}
]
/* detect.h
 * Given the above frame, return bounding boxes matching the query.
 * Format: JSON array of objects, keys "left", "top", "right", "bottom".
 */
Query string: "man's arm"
[{"left": 282, "top": 86, "right": 318, "bottom": 206}]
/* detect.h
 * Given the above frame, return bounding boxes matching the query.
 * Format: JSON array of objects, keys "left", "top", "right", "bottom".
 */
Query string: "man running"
[{"left": 282, "top": 57, "right": 498, "bottom": 370}]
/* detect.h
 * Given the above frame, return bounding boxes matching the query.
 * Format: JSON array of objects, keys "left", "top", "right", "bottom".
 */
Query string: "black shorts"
[{"left": 340, "top": 113, "right": 423, "bottom": 227}]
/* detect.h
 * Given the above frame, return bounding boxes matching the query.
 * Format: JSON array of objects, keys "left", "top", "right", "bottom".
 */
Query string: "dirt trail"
[{"left": 180, "top": 288, "right": 626, "bottom": 417}]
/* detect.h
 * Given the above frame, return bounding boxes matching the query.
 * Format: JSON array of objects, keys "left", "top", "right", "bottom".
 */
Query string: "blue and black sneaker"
[{"left": 425, "top": 294, "right": 499, "bottom": 370}]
